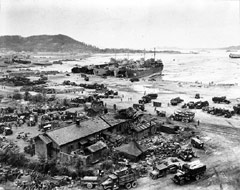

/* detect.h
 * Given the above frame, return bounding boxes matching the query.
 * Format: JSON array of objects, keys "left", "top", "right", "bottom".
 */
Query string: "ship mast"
[
  {"left": 153, "top": 48, "right": 156, "bottom": 61},
  {"left": 143, "top": 49, "right": 146, "bottom": 61}
]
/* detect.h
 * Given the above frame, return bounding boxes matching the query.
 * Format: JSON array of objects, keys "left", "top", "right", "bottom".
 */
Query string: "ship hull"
[
  {"left": 126, "top": 67, "right": 163, "bottom": 78},
  {"left": 229, "top": 53, "right": 240, "bottom": 58}
]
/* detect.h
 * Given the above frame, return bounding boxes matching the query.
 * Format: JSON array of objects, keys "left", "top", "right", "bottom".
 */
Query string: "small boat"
[
  {"left": 229, "top": 53, "right": 240, "bottom": 58},
  {"left": 32, "top": 62, "right": 53, "bottom": 66}
]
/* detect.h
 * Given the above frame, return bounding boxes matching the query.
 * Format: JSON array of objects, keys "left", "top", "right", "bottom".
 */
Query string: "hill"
[
  {"left": 0, "top": 34, "right": 100, "bottom": 53},
  {"left": 221, "top": 45, "right": 240, "bottom": 51},
  {"left": 0, "top": 34, "right": 183, "bottom": 54}
]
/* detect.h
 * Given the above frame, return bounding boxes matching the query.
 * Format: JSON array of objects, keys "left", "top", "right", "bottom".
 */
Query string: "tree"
[
  {"left": 63, "top": 98, "right": 69, "bottom": 106},
  {"left": 24, "top": 91, "right": 31, "bottom": 101},
  {"left": 12, "top": 93, "right": 22, "bottom": 100},
  {"left": 32, "top": 93, "right": 44, "bottom": 103}
]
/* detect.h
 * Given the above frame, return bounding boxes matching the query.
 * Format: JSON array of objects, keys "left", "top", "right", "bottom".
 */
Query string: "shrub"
[{"left": 12, "top": 93, "right": 22, "bottom": 100}]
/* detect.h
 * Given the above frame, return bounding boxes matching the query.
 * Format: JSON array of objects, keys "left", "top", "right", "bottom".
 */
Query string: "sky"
[{"left": 0, "top": 0, "right": 240, "bottom": 49}]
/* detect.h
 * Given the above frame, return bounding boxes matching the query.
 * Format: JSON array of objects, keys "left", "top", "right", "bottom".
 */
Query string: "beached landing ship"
[
  {"left": 71, "top": 57, "right": 164, "bottom": 78},
  {"left": 229, "top": 53, "right": 240, "bottom": 58}
]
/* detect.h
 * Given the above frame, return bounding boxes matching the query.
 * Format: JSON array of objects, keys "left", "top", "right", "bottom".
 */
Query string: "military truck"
[
  {"left": 84, "top": 76, "right": 89, "bottom": 81},
  {"left": 130, "top": 78, "right": 139, "bottom": 82},
  {"left": 191, "top": 137, "right": 204, "bottom": 149},
  {"left": 170, "top": 97, "right": 184, "bottom": 106},
  {"left": 178, "top": 148, "right": 195, "bottom": 161},
  {"left": 139, "top": 95, "right": 152, "bottom": 104},
  {"left": 195, "top": 93, "right": 200, "bottom": 99},
  {"left": 133, "top": 104, "right": 145, "bottom": 111},
  {"left": 150, "top": 158, "right": 181, "bottom": 180},
  {"left": 101, "top": 167, "right": 138, "bottom": 190},
  {"left": 212, "top": 96, "right": 230, "bottom": 104},
  {"left": 3, "top": 127, "right": 13, "bottom": 136},
  {"left": 172, "top": 160, "right": 206, "bottom": 185},
  {"left": 81, "top": 176, "right": 100, "bottom": 189},
  {"left": 147, "top": 93, "right": 158, "bottom": 99},
  {"left": 156, "top": 110, "right": 166, "bottom": 117},
  {"left": 233, "top": 104, "right": 240, "bottom": 114}
]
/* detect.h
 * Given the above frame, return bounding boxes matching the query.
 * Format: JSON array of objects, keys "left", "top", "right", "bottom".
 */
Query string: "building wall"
[
  {"left": 35, "top": 138, "right": 48, "bottom": 159},
  {"left": 93, "top": 68, "right": 107, "bottom": 76},
  {"left": 59, "top": 135, "right": 98, "bottom": 154}
]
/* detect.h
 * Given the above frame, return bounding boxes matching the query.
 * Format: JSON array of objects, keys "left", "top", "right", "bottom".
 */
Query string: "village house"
[
  {"left": 132, "top": 119, "right": 158, "bottom": 140},
  {"left": 99, "top": 113, "right": 131, "bottom": 145},
  {"left": 99, "top": 113, "right": 131, "bottom": 134},
  {"left": 34, "top": 117, "right": 112, "bottom": 161},
  {"left": 115, "top": 140, "right": 147, "bottom": 161}
]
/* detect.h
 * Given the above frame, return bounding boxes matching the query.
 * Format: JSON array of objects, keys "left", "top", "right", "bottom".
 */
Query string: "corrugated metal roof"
[
  {"left": 38, "top": 134, "right": 52, "bottom": 144},
  {"left": 87, "top": 141, "right": 107, "bottom": 153},
  {"left": 100, "top": 113, "right": 128, "bottom": 127},
  {"left": 133, "top": 122, "right": 151, "bottom": 132},
  {"left": 46, "top": 117, "right": 111, "bottom": 146}
]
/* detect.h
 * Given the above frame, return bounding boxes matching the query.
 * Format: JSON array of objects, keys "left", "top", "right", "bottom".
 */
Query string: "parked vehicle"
[
  {"left": 81, "top": 176, "right": 100, "bottom": 189},
  {"left": 150, "top": 158, "right": 181, "bottom": 179},
  {"left": 130, "top": 78, "right": 139, "bottom": 82},
  {"left": 170, "top": 97, "right": 184, "bottom": 106},
  {"left": 172, "top": 160, "right": 206, "bottom": 185},
  {"left": 156, "top": 110, "right": 166, "bottom": 117},
  {"left": 195, "top": 93, "right": 200, "bottom": 99},
  {"left": 147, "top": 93, "right": 158, "bottom": 99},
  {"left": 133, "top": 104, "right": 145, "bottom": 111},
  {"left": 212, "top": 96, "right": 230, "bottom": 104},
  {"left": 191, "top": 137, "right": 204, "bottom": 149},
  {"left": 233, "top": 104, "right": 240, "bottom": 114},
  {"left": 153, "top": 101, "right": 161, "bottom": 107},
  {"left": 85, "top": 77, "right": 89, "bottom": 81},
  {"left": 178, "top": 148, "right": 195, "bottom": 161},
  {"left": 173, "top": 110, "right": 195, "bottom": 123},
  {"left": 101, "top": 167, "right": 138, "bottom": 190},
  {"left": 139, "top": 96, "right": 152, "bottom": 104},
  {"left": 3, "top": 127, "right": 13, "bottom": 136}
]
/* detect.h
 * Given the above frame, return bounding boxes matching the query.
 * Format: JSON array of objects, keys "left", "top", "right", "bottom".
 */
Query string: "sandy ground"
[{"left": 1, "top": 72, "right": 240, "bottom": 189}]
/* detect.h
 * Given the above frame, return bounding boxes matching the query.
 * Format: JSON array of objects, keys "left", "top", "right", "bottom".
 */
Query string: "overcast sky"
[{"left": 0, "top": 0, "right": 239, "bottom": 49}]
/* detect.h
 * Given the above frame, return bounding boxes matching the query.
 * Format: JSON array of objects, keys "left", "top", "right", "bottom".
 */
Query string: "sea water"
[{"left": 33, "top": 50, "right": 240, "bottom": 85}]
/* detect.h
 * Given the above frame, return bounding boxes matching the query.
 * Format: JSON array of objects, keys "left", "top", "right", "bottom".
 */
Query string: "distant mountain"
[
  {"left": 0, "top": 34, "right": 100, "bottom": 52},
  {"left": 0, "top": 34, "right": 183, "bottom": 53},
  {"left": 221, "top": 45, "right": 240, "bottom": 51}
]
